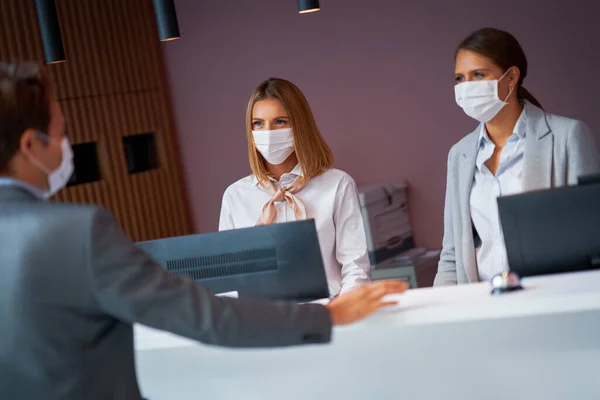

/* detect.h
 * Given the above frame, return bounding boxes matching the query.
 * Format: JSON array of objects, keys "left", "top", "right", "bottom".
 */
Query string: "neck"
[
  {"left": 485, "top": 100, "right": 524, "bottom": 147},
  {"left": 265, "top": 152, "right": 298, "bottom": 181}
]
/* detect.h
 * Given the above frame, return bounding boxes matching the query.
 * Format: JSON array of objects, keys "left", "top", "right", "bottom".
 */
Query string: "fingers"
[
  {"left": 360, "top": 300, "right": 398, "bottom": 320},
  {"left": 374, "top": 280, "right": 409, "bottom": 293},
  {"left": 366, "top": 280, "right": 408, "bottom": 300},
  {"left": 366, "top": 300, "right": 398, "bottom": 316},
  {"left": 329, "top": 280, "right": 408, "bottom": 325},
  {"left": 375, "top": 301, "right": 398, "bottom": 310}
]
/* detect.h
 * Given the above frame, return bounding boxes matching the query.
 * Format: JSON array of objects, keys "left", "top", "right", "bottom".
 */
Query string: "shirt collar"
[
  {"left": 252, "top": 164, "right": 304, "bottom": 186},
  {"left": 478, "top": 105, "right": 527, "bottom": 147},
  {"left": 513, "top": 107, "right": 527, "bottom": 139},
  {"left": 0, "top": 178, "right": 47, "bottom": 200},
  {"left": 478, "top": 123, "right": 493, "bottom": 147}
]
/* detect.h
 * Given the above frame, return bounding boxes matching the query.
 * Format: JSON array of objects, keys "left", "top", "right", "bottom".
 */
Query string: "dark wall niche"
[
  {"left": 122, "top": 133, "right": 159, "bottom": 174},
  {"left": 67, "top": 142, "right": 102, "bottom": 187}
]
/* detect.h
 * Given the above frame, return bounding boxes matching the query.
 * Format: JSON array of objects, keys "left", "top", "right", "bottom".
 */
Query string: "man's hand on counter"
[{"left": 326, "top": 280, "right": 409, "bottom": 325}]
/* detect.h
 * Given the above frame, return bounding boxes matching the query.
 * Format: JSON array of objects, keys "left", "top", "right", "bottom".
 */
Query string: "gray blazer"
[
  {"left": 434, "top": 101, "right": 600, "bottom": 286},
  {"left": 0, "top": 186, "right": 331, "bottom": 400}
]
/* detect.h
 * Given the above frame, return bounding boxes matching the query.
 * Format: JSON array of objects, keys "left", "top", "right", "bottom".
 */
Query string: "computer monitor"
[
  {"left": 497, "top": 182, "right": 600, "bottom": 278},
  {"left": 578, "top": 172, "right": 600, "bottom": 186},
  {"left": 136, "top": 219, "right": 329, "bottom": 302}
]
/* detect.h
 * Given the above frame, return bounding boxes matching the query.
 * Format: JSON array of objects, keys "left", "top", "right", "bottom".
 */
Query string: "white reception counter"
[{"left": 135, "top": 270, "right": 600, "bottom": 400}]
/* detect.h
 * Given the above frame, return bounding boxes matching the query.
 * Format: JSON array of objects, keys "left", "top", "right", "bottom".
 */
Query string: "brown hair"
[
  {"left": 0, "top": 61, "right": 52, "bottom": 172},
  {"left": 457, "top": 28, "right": 542, "bottom": 109},
  {"left": 245, "top": 78, "right": 334, "bottom": 183}
]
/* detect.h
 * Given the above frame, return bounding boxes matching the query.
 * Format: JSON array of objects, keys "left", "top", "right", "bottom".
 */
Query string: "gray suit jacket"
[
  {"left": 434, "top": 101, "right": 600, "bottom": 286},
  {"left": 0, "top": 186, "right": 332, "bottom": 400}
]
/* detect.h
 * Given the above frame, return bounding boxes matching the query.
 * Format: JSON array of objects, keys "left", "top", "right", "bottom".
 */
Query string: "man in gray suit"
[{"left": 0, "top": 62, "right": 407, "bottom": 400}]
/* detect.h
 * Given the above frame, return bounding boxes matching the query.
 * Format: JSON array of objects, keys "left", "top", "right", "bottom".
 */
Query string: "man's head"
[{"left": 0, "top": 62, "right": 69, "bottom": 194}]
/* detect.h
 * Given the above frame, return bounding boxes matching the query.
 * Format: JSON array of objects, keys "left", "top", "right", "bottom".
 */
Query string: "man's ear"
[{"left": 19, "top": 129, "right": 39, "bottom": 156}]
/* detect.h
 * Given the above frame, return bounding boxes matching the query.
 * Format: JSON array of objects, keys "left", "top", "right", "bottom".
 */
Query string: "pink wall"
[{"left": 161, "top": 0, "right": 600, "bottom": 249}]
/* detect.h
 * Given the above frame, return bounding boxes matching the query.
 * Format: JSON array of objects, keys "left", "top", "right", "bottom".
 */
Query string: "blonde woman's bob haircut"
[{"left": 246, "top": 78, "right": 334, "bottom": 183}]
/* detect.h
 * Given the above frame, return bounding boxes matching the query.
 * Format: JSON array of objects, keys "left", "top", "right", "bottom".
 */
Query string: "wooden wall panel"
[
  {"left": 51, "top": 0, "right": 161, "bottom": 99},
  {"left": 0, "top": 0, "right": 45, "bottom": 61},
  {"left": 0, "top": 0, "right": 193, "bottom": 241}
]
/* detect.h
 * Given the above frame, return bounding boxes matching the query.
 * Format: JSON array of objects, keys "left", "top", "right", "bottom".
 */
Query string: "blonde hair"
[{"left": 245, "top": 78, "right": 334, "bottom": 183}]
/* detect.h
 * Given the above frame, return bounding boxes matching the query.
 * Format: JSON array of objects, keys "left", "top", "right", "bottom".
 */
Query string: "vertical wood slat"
[
  {"left": 135, "top": 1, "right": 173, "bottom": 235},
  {"left": 154, "top": 73, "right": 193, "bottom": 236},
  {"left": 0, "top": 0, "right": 193, "bottom": 241}
]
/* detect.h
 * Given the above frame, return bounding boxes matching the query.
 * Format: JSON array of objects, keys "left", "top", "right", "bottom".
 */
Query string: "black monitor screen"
[
  {"left": 136, "top": 219, "right": 329, "bottom": 302},
  {"left": 498, "top": 182, "right": 600, "bottom": 278}
]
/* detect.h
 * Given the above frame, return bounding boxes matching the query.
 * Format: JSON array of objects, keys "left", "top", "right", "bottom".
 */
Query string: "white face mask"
[
  {"left": 29, "top": 135, "right": 75, "bottom": 198},
  {"left": 252, "top": 128, "right": 294, "bottom": 165},
  {"left": 454, "top": 69, "right": 514, "bottom": 123}
]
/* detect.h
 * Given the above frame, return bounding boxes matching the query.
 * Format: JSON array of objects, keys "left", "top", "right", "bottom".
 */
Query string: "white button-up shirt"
[
  {"left": 470, "top": 109, "right": 527, "bottom": 282},
  {"left": 219, "top": 165, "right": 371, "bottom": 296}
]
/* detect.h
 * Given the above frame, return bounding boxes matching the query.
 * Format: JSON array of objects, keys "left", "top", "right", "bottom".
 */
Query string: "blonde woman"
[{"left": 219, "top": 78, "right": 370, "bottom": 296}]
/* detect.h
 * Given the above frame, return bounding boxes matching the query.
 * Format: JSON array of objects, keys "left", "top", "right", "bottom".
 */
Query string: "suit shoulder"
[
  {"left": 4, "top": 202, "right": 116, "bottom": 246},
  {"left": 42, "top": 201, "right": 102, "bottom": 216},
  {"left": 40, "top": 202, "right": 114, "bottom": 228},
  {"left": 544, "top": 111, "right": 588, "bottom": 138}
]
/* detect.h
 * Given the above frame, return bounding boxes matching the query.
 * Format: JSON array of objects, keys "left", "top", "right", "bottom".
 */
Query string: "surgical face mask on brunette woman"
[{"left": 455, "top": 68, "right": 513, "bottom": 122}]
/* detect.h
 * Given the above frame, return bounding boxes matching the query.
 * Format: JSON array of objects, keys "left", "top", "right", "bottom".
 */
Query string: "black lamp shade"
[
  {"left": 34, "top": 0, "right": 65, "bottom": 64},
  {"left": 297, "top": 0, "right": 320, "bottom": 13},
  {"left": 153, "top": 0, "right": 181, "bottom": 41}
]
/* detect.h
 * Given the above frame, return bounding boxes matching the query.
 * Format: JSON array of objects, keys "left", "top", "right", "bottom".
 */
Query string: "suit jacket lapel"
[
  {"left": 522, "top": 102, "right": 553, "bottom": 191},
  {"left": 459, "top": 129, "right": 480, "bottom": 283}
]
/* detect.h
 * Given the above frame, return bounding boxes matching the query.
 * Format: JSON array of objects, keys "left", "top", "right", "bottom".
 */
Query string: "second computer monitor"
[{"left": 498, "top": 181, "right": 600, "bottom": 278}]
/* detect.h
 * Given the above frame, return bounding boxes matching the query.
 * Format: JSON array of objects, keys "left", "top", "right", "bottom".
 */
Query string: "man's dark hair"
[{"left": 0, "top": 62, "right": 52, "bottom": 172}]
